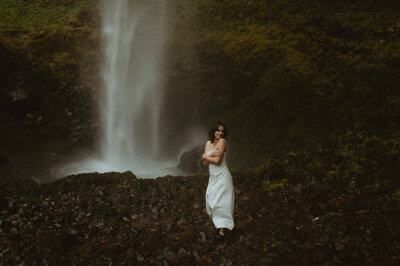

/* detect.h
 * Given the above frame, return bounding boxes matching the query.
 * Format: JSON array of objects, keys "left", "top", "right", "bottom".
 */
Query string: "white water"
[
  {"left": 100, "top": 0, "right": 167, "bottom": 171},
  {"left": 56, "top": 0, "right": 183, "bottom": 178}
]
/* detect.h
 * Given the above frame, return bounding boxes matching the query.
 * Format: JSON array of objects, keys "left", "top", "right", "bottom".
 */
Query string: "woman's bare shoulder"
[
  {"left": 216, "top": 138, "right": 227, "bottom": 149},
  {"left": 217, "top": 138, "right": 227, "bottom": 145}
]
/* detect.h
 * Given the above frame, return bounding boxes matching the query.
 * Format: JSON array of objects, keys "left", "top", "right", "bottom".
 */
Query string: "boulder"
[{"left": 177, "top": 145, "right": 208, "bottom": 174}]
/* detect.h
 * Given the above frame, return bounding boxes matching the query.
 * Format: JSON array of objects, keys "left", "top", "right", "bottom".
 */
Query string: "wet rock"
[
  {"left": 178, "top": 248, "right": 186, "bottom": 256},
  {"left": 177, "top": 146, "right": 207, "bottom": 174},
  {"left": 199, "top": 231, "right": 207, "bottom": 242},
  {"left": 137, "top": 254, "right": 144, "bottom": 262},
  {"left": 257, "top": 257, "right": 275, "bottom": 265},
  {"left": 215, "top": 244, "right": 225, "bottom": 253},
  {"left": 152, "top": 206, "right": 159, "bottom": 216},
  {"left": 166, "top": 222, "right": 172, "bottom": 232},
  {"left": 195, "top": 218, "right": 204, "bottom": 224},
  {"left": 158, "top": 247, "right": 180, "bottom": 264},
  {"left": 69, "top": 119, "right": 99, "bottom": 147}
]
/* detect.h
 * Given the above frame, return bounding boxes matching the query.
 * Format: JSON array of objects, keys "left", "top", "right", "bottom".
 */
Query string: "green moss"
[
  {"left": 0, "top": 0, "right": 98, "bottom": 83},
  {"left": 0, "top": 0, "right": 95, "bottom": 35},
  {"left": 262, "top": 180, "right": 286, "bottom": 192},
  {"left": 387, "top": 189, "right": 400, "bottom": 204}
]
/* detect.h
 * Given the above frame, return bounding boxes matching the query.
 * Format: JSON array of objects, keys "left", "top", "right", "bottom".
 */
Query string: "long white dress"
[{"left": 205, "top": 146, "right": 235, "bottom": 230}]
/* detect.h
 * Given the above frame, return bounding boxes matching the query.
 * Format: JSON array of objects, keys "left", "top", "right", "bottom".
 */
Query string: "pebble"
[
  {"left": 68, "top": 227, "right": 78, "bottom": 235},
  {"left": 152, "top": 207, "right": 159, "bottom": 215},
  {"left": 192, "top": 249, "right": 198, "bottom": 258},
  {"left": 199, "top": 231, "right": 207, "bottom": 242},
  {"left": 178, "top": 248, "right": 186, "bottom": 256}
]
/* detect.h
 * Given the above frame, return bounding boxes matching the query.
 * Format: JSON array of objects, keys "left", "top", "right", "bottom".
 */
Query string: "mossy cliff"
[
  {"left": 1, "top": 0, "right": 399, "bottom": 162},
  {"left": 0, "top": 0, "right": 99, "bottom": 145},
  {"left": 166, "top": 0, "right": 400, "bottom": 162},
  {"left": 1, "top": 0, "right": 399, "bottom": 166},
  {"left": 0, "top": 0, "right": 99, "bottom": 87}
]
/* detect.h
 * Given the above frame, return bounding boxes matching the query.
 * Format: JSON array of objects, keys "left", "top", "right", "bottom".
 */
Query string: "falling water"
[
  {"left": 99, "top": 0, "right": 169, "bottom": 173},
  {"left": 55, "top": 0, "right": 183, "bottom": 178}
]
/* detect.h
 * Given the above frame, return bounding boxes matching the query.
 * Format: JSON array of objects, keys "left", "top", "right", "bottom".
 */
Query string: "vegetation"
[
  {"left": 0, "top": 0, "right": 99, "bottom": 84},
  {"left": 168, "top": 0, "right": 400, "bottom": 161}
]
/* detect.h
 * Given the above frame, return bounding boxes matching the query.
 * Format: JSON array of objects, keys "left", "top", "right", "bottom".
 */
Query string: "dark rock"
[
  {"left": 37, "top": 119, "right": 71, "bottom": 137},
  {"left": 0, "top": 193, "right": 7, "bottom": 210},
  {"left": 257, "top": 257, "right": 275, "bottom": 265},
  {"left": 54, "top": 171, "right": 136, "bottom": 189},
  {"left": 61, "top": 227, "right": 78, "bottom": 250},
  {"left": 199, "top": 231, "right": 207, "bottom": 242},
  {"left": 293, "top": 183, "right": 303, "bottom": 194},
  {"left": 158, "top": 247, "right": 180, "bottom": 264},
  {"left": 177, "top": 146, "right": 207, "bottom": 174},
  {"left": 0, "top": 152, "right": 8, "bottom": 166},
  {"left": 192, "top": 249, "right": 199, "bottom": 259},
  {"left": 178, "top": 248, "right": 186, "bottom": 256}
]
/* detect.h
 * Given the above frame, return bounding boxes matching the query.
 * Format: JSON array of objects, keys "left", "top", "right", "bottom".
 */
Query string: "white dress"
[{"left": 205, "top": 146, "right": 235, "bottom": 230}]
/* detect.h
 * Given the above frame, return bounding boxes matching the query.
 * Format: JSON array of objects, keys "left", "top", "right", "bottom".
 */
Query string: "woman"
[{"left": 202, "top": 121, "right": 235, "bottom": 238}]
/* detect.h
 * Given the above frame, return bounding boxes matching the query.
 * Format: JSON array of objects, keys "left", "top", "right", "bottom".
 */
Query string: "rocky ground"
[{"left": 0, "top": 165, "right": 399, "bottom": 265}]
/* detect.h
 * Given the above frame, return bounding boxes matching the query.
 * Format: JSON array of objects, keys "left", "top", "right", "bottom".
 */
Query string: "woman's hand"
[
  {"left": 210, "top": 150, "right": 223, "bottom": 157},
  {"left": 202, "top": 154, "right": 209, "bottom": 166}
]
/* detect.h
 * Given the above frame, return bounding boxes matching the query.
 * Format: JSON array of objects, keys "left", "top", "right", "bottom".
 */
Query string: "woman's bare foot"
[{"left": 219, "top": 228, "right": 225, "bottom": 236}]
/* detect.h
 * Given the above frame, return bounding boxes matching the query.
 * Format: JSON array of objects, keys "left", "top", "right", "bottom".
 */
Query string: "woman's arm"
[
  {"left": 202, "top": 139, "right": 227, "bottom": 165},
  {"left": 202, "top": 142, "right": 209, "bottom": 166}
]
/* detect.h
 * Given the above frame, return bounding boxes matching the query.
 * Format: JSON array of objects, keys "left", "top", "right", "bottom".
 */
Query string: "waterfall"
[
  {"left": 56, "top": 0, "right": 183, "bottom": 178},
  {"left": 100, "top": 0, "right": 166, "bottom": 172}
]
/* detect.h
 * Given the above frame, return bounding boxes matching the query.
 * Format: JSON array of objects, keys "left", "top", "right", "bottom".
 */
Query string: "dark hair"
[{"left": 208, "top": 121, "right": 229, "bottom": 143}]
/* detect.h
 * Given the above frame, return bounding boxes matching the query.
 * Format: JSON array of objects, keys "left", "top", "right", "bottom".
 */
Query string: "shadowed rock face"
[
  {"left": 178, "top": 145, "right": 208, "bottom": 174},
  {"left": 0, "top": 152, "right": 8, "bottom": 167}
]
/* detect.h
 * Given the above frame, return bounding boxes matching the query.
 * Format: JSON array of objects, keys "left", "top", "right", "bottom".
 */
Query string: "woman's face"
[{"left": 214, "top": 125, "right": 225, "bottom": 141}]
